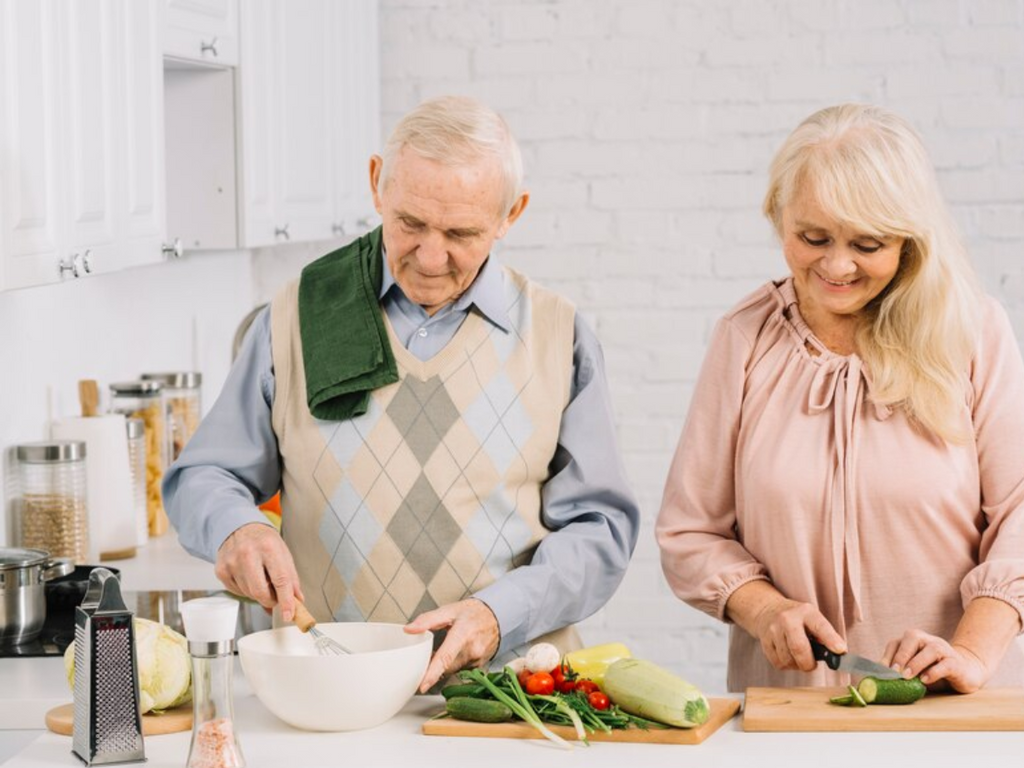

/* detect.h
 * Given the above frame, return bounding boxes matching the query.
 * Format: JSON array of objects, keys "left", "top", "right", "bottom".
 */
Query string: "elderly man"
[{"left": 164, "top": 96, "right": 639, "bottom": 691}]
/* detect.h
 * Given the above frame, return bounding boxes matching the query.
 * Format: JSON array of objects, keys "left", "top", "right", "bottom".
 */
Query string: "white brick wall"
[{"left": 378, "top": 0, "right": 1024, "bottom": 693}]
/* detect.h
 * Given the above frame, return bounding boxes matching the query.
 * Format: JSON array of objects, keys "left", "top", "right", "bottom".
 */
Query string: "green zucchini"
[
  {"left": 445, "top": 696, "right": 514, "bottom": 723},
  {"left": 441, "top": 683, "right": 486, "bottom": 700},
  {"left": 857, "top": 676, "right": 927, "bottom": 705}
]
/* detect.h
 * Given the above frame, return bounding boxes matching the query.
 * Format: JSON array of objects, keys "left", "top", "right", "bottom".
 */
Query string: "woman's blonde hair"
[
  {"left": 380, "top": 95, "right": 523, "bottom": 217},
  {"left": 763, "top": 104, "right": 982, "bottom": 443}
]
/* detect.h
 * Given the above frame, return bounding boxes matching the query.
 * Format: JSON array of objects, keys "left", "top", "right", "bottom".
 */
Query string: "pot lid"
[{"left": 0, "top": 548, "right": 49, "bottom": 570}]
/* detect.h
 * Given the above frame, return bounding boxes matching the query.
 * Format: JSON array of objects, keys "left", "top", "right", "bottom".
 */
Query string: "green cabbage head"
[{"left": 63, "top": 617, "right": 192, "bottom": 714}]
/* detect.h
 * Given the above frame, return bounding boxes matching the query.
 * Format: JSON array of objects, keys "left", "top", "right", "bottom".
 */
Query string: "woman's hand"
[
  {"left": 726, "top": 582, "right": 846, "bottom": 672},
  {"left": 882, "top": 630, "right": 988, "bottom": 693},
  {"left": 752, "top": 597, "right": 847, "bottom": 672}
]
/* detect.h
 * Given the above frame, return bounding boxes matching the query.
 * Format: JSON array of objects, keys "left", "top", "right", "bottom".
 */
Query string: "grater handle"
[{"left": 80, "top": 567, "right": 121, "bottom": 614}]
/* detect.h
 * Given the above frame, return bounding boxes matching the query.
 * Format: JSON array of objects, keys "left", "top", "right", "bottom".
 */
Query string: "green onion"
[{"left": 463, "top": 669, "right": 573, "bottom": 750}]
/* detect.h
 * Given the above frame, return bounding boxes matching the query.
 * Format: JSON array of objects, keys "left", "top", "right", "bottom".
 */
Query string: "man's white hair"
[{"left": 379, "top": 95, "right": 523, "bottom": 216}]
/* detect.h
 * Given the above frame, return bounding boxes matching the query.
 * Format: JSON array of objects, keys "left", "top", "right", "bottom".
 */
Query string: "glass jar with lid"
[
  {"left": 109, "top": 381, "right": 168, "bottom": 537},
  {"left": 141, "top": 372, "right": 202, "bottom": 462},
  {"left": 12, "top": 441, "right": 89, "bottom": 563},
  {"left": 125, "top": 417, "right": 149, "bottom": 547}
]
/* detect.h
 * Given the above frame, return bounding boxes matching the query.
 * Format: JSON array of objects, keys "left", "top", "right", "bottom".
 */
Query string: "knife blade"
[{"left": 809, "top": 639, "right": 901, "bottom": 680}]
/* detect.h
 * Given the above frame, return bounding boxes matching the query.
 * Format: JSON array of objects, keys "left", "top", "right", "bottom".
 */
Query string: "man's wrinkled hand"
[
  {"left": 215, "top": 522, "right": 304, "bottom": 622},
  {"left": 404, "top": 598, "right": 500, "bottom": 693}
]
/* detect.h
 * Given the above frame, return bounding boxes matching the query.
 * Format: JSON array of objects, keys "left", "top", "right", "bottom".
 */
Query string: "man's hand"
[
  {"left": 215, "top": 523, "right": 304, "bottom": 622},
  {"left": 404, "top": 598, "right": 500, "bottom": 693}
]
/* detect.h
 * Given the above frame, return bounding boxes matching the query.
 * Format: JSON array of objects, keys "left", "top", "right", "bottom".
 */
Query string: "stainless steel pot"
[{"left": 0, "top": 548, "right": 74, "bottom": 646}]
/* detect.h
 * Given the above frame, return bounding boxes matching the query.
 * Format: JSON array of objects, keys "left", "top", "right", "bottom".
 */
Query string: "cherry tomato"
[
  {"left": 575, "top": 679, "right": 600, "bottom": 695},
  {"left": 588, "top": 691, "right": 610, "bottom": 711},
  {"left": 525, "top": 671, "right": 555, "bottom": 696},
  {"left": 517, "top": 668, "right": 533, "bottom": 689},
  {"left": 549, "top": 667, "right": 565, "bottom": 690}
]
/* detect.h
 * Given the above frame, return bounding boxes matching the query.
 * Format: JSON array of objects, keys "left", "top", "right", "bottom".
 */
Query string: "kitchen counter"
[
  {"left": 102, "top": 532, "right": 222, "bottom": 592},
  {"left": 2, "top": 657, "right": 1022, "bottom": 768}
]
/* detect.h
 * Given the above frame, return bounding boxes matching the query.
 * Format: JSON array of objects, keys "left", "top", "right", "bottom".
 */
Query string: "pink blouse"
[{"left": 657, "top": 279, "right": 1024, "bottom": 691}]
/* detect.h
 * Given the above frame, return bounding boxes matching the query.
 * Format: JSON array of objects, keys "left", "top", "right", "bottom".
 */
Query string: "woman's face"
[{"left": 781, "top": 185, "right": 904, "bottom": 325}]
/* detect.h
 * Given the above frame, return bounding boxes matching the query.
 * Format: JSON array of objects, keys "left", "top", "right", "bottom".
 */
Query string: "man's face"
[{"left": 370, "top": 147, "right": 528, "bottom": 315}]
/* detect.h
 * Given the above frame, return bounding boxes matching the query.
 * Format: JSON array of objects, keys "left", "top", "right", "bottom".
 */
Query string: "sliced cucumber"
[
  {"left": 829, "top": 694, "right": 854, "bottom": 706},
  {"left": 847, "top": 684, "right": 867, "bottom": 707},
  {"left": 857, "top": 676, "right": 927, "bottom": 705}
]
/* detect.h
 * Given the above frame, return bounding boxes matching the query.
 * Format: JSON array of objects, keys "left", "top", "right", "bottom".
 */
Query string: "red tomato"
[
  {"left": 525, "top": 672, "right": 555, "bottom": 696},
  {"left": 557, "top": 678, "right": 576, "bottom": 694},
  {"left": 516, "top": 668, "right": 533, "bottom": 689},
  {"left": 588, "top": 691, "right": 610, "bottom": 711},
  {"left": 575, "top": 679, "right": 600, "bottom": 695}
]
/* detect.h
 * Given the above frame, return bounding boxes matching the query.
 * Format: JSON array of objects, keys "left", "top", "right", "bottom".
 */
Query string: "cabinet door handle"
[
  {"left": 275, "top": 224, "right": 290, "bottom": 241},
  {"left": 201, "top": 37, "right": 219, "bottom": 57},
  {"left": 58, "top": 254, "right": 79, "bottom": 279},
  {"left": 162, "top": 238, "right": 184, "bottom": 259},
  {"left": 77, "top": 249, "right": 93, "bottom": 275},
  {"left": 331, "top": 222, "right": 346, "bottom": 237}
]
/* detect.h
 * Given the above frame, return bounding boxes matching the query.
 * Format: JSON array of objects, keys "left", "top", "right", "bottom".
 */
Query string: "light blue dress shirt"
[{"left": 164, "top": 255, "right": 640, "bottom": 653}]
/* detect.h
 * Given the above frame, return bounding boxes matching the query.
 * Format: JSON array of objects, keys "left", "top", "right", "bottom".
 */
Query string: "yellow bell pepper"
[{"left": 563, "top": 642, "right": 632, "bottom": 686}]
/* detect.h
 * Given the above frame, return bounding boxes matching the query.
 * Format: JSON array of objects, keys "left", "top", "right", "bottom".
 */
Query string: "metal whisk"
[{"left": 292, "top": 600, "right": 352, "bottom": 655}]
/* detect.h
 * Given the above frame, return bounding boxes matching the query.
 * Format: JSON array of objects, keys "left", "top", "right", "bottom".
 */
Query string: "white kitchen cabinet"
[
  {"left": 0, "top": 0, "right": 165, "bottom": 291},
  {"left": 330, "top": 0, "right": 381, "bottom": 238},
  {"left": 164, "top": 0, "right": 238, "bottom": 67},
  {"left": 0, "top": 0, "right": 63, "bottom": 289},
  {"left": 237, "top": 0, "right": 379, "bottom": 249}
]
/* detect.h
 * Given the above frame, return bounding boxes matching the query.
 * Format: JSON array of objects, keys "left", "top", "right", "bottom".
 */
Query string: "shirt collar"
[{"left": 379, "top": 250, "right": 510, "bottom": 333}]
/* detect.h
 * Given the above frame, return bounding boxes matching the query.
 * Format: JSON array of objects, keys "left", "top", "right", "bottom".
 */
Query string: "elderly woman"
[{"left": 657, "top": 104, "right": 1024, "bottom": 693}]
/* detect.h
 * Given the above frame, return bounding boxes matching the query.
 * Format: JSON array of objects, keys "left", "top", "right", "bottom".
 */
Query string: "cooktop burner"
[{"left": 0, "top": 588, "right": 232, "bottom": 658}]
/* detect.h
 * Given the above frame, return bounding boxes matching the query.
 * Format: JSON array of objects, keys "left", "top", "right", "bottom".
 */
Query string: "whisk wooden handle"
[{"left": 292, "top": 601, "right": 316, "bottom": 633}]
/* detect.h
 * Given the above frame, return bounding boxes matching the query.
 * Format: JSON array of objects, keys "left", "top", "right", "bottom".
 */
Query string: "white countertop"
[
  {"left": 4, "top": 539, "right": 1023, "bottom": 766},
  {"left": 2, "top": 657, "right": 1023, "bottom": 768},
  {"left": 101, "top": 533, "right": 222, "bottom": 592}
]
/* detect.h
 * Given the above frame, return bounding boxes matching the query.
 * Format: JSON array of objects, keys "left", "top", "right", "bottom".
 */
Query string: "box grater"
[{"left": 72, "top": 567, "right": 146, "bottom": 765}]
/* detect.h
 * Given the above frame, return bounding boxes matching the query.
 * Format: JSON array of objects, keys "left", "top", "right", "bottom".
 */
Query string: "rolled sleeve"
[
  {"left": 959, "top": 299, "right": 1024, "bottom": 633},
  {"left": 474, "top": 315, "right": 641, "bottom": 653},
  {"left": 163, "top": 308, "right": 281, "bottom": 562},
  {"left": 656, "top": 316, "right": 770, "bottom": 622}
]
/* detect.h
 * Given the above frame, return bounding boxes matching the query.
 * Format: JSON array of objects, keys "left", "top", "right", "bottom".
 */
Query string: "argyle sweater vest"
[{"left": 270, "top": 266, "right": 576, "bottom": 643}]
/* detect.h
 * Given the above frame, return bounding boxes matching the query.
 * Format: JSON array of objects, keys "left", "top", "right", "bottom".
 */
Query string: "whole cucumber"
[{"left": 445, "top": 696, "right": 514, "bottom": 723}]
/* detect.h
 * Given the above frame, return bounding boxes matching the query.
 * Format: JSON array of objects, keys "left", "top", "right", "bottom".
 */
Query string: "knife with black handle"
[{"left": 809, "top": 638, "right": 901, "bottom": 679}]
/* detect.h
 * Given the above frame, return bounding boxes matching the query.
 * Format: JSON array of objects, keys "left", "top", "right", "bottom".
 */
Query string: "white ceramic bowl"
[{"left": 237, "top": 622, "right": 432, "bottom": 732}]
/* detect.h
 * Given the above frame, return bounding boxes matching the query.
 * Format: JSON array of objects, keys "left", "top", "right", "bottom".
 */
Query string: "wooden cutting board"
[
  {"left": 423, "top": 697, "right": 740, "bottom": 744},
  {"left": 744, "top": 687, "right": 1024, "bottom": 732},
  {"left": 45, "top": 702, "right": 193, "bottom": 736}
]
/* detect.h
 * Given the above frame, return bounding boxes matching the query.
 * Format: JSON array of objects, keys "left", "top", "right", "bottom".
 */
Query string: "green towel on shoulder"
[{"left": 298, "top": 226, "right": 398, "bottom": 421}]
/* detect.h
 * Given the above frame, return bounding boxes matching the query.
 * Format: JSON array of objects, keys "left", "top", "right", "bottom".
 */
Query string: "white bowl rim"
[{"left": 237, "top": 621, "right": 433, "bottom": 660}]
